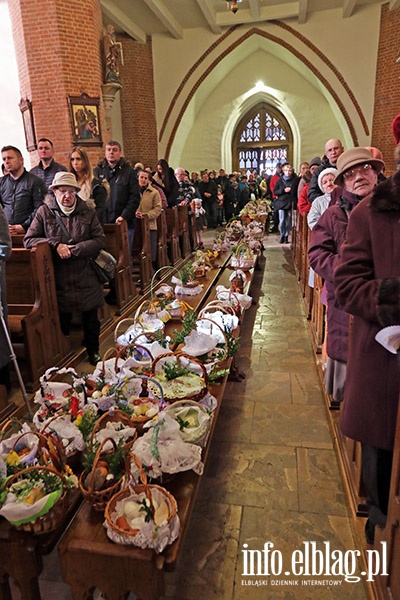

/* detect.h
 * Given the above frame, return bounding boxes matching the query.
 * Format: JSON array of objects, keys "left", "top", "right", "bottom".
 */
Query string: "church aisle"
[
  {"left": 163, "top": 235, "right": 368, "bottom": 599},
  {"left": 8, "top": 234, "right": 368, "bottom": 600}
]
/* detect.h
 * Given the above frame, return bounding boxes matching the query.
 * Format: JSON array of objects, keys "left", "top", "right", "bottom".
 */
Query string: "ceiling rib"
[
  {"left": 343, "top": 0, "right": 357, "bottom": 18},
  {"left": 101, "top": 0, "right": 147, "bottom": 43},
  {"left": 248, "top": 0, "right": 261, "bottom": 20},
  {"left": 195, "top": 0, "right": 222, "bottom": 34},
  {"left": 142, "top": 0, "right": 183, "bottom": 39},
  {"left": 298, "top": 0, "right": 309, "bottom": 24}
]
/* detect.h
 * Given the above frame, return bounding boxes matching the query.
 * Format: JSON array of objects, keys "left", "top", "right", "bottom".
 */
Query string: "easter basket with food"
[
  {"left": 104, "top": 454, "right": 179, "bottom": 552},
  {"left": 181, "top": 318, "right": 228, "bottom": 374},
  {"left": 114, "top": 305, "right": 165, "bottom": 351},
  {"left": 0, "top": 465, "right": 70, "bottom": 534},
  {"left": 171, "top": 263, "right": 202, "bottom": 297},
  {"left": 116, "top": 374, "right": 165, "bottom": 435},
  {"left": 32, "top": 367, "right": 87, "bottom": 429},
  {"left": 89, "top": 409, "right": 138, "bottom": 455},
  {"left": 163, "top": 400, "right": 213, "bottom": 447},
  {"left": 148, "top": 352, "right": 208, "bottom": 404},
  {"left": 78, "top": 436, "right": 128, "bottom": 512},
  {"left": 2, "top": 426, "right": 67, "bottom": 476},
  {"left": 225, "top": 219, "right": 244, "bottom": 242},
  {"left": 230, "top": 242, "right": 257, "bottom": 271}
]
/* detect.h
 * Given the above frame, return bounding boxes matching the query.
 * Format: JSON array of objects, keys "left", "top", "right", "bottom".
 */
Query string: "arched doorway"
[{"left": 232, "top": 103, "right": 293, "bottom": 175}]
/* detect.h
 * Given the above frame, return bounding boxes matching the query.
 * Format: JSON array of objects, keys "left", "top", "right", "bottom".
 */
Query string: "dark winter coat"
[
  {"left": 308, "top": 156, "right": 333, "bottom": 203},
  {"left": 0, "top": 205, "right": 12, "bottom": 369},
  {"left": 0, "top": 170, "right": 46, "bottom": 231},
  {"left": 30, "top": 159, "right": 68, "bottom": 192},
  {"left": 308, "top": 189, "right": 361, "bottom": 362},
  {"left": 333, "top": 172, "right": 400, "bottom": 450},
  {"left": 24, "top": 196, "right": 105, "bottom": 314},
  {"left": 94, "top": 158, "right": 139, "bottom": 227},
  {"left": 273, "top": 173, "right": 298, "bottom": 211}
]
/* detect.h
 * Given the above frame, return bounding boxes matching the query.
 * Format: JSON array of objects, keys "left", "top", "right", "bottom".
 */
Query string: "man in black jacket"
[
  {"left": 308, "top": 138, "right": 344, "bottom": 202},
  {"left": 30, "top": 138, "right": 67, "bottom": 192},
  {"left": 1, "top": 145, "right": 46, "bottom": 233},
  {"left": 94, "top": 140, "right": 140, "bottom": 235}
]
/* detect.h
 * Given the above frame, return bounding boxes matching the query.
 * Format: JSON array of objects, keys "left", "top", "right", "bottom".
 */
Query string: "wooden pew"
[
  {"left": 189, "top": 212, "right": 198, "bottom": 252},
  {"left": 103, "top": 221, "right": 137, "bottom": 315},
  {"left": 165, "top": 207, "right": 181, "bottom": 267},
  {"left": 5, "top": 242, "right": 70, "bottom": 391},
  {"left": 309, "top": 273, "right": 325, "bottom": 354},
  {"left": 177, "top": 205, "right": 191, "bottom": 259},
  {"left": 132, "top": 214, "right": 153, "bottom": 294},
  {"left": 156, "top": 210, "right": 169, "bottom": 271}
]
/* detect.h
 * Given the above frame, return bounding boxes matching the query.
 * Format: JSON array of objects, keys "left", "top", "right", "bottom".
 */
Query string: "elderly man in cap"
[
  {"left": 24, "top": 172, "right": 105, "bottom": 365},
  {"left": 332, "top": 147, "right": 400, "bottom": 545}
]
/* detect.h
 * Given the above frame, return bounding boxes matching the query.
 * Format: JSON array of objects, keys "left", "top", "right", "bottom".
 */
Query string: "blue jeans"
[{"left": 278, "top": 209, "right": 291, "bottom": 238}]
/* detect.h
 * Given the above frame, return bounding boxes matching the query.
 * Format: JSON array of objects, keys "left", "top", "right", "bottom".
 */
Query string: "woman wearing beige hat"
[{"left": 24, "top": 171, "right": 105, "bottom": 365}]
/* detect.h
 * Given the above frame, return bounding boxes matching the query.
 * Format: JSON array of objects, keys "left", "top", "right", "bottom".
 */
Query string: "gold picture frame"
[{"left": 68, "top": 94, "right": 103, "bottom": 146}]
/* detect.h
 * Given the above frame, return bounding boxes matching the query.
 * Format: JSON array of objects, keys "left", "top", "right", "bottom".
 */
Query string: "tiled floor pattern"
[{"left": 9, "top": 234, "right": 368, "bottom": 599}]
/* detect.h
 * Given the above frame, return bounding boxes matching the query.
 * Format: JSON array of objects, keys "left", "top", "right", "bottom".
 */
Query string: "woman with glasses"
[
  {"left": 308, "top": 148, "right": 383, "bottom": 411},
  {"left": 24, "top": 172, "right": 105, "bottom": 365}
]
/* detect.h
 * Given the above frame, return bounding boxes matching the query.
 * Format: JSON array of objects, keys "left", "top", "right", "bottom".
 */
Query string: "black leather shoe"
[
  {"left": 88, "top": 352, "right": 101, "bottom": 366},
  {"left": 279, "top": 237, "right": 284, "bottom": 243}
]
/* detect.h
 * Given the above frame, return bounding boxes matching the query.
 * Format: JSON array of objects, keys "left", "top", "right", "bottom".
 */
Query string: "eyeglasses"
[
  {"left": 56, "top": 188, "right": 76, "bottom": 196},
  {"left": 342, "top": 163, "right": 374, "bottom": 181}
]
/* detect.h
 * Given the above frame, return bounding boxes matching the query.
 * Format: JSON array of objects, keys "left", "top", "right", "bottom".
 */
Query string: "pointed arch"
[{"left": 232, "top": 103, "right": 293, "bottom": 174}]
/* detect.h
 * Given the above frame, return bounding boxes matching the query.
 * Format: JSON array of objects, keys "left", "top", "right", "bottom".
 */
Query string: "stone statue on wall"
[{"left": 103, "top": 24, "right": 124, "bottom": 83}]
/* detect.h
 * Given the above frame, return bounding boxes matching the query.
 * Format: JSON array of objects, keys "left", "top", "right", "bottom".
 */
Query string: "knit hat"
[
  {"left": 318, "top": 167, "right": 338, "bottom": 191},
  {"left": 334, "top": 147, "right": 384, "bottom": 185},
  {"left": 392, "top": 114, "right": 400, "bottom": 145},
  {"left": 49, "top": 172, "right": 81, "bottom": 190},
  {"left": 308, "top": 156, "right": 321, "bottom": 168}
]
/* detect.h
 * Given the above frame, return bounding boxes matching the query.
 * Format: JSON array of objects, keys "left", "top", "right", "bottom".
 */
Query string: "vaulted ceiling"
[{"left": 101, "top": 0, "right": 400, "bottom": 42}]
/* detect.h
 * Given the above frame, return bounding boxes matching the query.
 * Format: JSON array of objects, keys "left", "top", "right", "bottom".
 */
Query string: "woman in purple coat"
[{"left": 333, "top": 148, "right": 393, "bottom": 545}]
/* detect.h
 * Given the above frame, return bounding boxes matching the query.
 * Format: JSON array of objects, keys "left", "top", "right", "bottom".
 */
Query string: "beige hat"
[
  {"left": 334, "top": 147, "right": 385, "bottom": 185},
  {"left": 49, "top": 172, "right": 81, "bottom": 190}
]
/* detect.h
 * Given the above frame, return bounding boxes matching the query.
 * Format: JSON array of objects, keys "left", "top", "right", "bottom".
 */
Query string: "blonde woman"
[{"left": 68, "top": 146, "right": 107, "bottom": 224}]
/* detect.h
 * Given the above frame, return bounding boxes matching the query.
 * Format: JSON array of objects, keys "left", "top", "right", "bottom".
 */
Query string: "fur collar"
[{"left": 370, "top": 171, "right": 400, "bottom": 212}]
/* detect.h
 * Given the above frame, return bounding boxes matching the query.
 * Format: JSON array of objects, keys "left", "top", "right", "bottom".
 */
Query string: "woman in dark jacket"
[
  {"left": 24, "top": 172, "right": 105, "bottom": 365},
  {"left": 152, "top": 159, "right": 179, "bottom": 207},
  {"left": 68, "top": 146, "right": 107, "bottom": 225}
]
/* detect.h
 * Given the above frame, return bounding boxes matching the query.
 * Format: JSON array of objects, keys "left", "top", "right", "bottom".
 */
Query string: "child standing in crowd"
[{"left": 190, "top": 196, "right": 206, "bottom": 249}]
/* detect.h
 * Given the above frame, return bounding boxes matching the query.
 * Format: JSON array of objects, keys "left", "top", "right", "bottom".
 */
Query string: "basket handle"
[
  {"left": 39, "top": 367, "right": 80, "bottom": 398},
  {"left": 98, "top": 347, "right": 121, "bottom": 378},
  {"left": 4, "top": 464, "right": 66, "bottom": 492},
  {"left": 89, "top": 408, "right": 136, "bottom": 444},
  {"left": 84, "top": 436, "right": 119, "bottom": 494},
  {"left": 11, "top": 429, "right": 65, "bottom": 470},
  {"left": 194, "top": 317, "right": 228, "bottom": 363}
]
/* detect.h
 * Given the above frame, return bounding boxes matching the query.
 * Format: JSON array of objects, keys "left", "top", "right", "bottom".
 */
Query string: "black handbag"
[{"left": 52, "top": 210, "right": 116, "bottom": 283}]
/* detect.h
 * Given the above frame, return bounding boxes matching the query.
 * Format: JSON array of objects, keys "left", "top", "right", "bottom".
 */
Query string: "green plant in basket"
[
  {"left": 170, "top": 308, "right": 197, "bottom": 348},
  {"left": 162, "top": 361, "right": 190, "bottom": 381},
  {"left": 178, "top": 262, "right": 196, "bottom": 285},
  {"left": 76, "top": 407, "right": 99, "bottom": 443}
]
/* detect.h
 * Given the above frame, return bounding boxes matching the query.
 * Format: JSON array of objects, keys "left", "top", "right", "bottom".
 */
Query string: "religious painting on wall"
[
  {"left": 19, "top": 98, "right": 37, "bottom": 151},
  {"left": 68, "top": 94, "right": 102, "bottom": 146}
]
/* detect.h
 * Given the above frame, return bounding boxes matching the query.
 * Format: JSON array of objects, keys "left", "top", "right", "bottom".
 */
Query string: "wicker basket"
[
  {"left": 149, "top": 351, "right": 208, "bottom": 404},
  {"left": 183, "top": 317, "right": 228, "bottom": 373},
  {"left": 120, "top": 374, "right": 164, "bottom": 435},
  {"left": 79, "top": 436, "right": 127, "bottom": 512},
  {"left": 1, "top": 465, "right": 68, "bottom": 534},
  {"left": 104, "top": 454, "right": 178, "bottom": 547},
  {"left": 164, "top": 399, "right": 212, "bottom": 447},
  {"left": 89, "top": 409, "right": 138, "bottom": 455},
  {"left": 10, "top": 429, "right": 66, "bottom": 473}
]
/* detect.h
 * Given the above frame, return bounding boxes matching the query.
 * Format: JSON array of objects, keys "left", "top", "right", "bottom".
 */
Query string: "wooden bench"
[
  {"left": 5, "top": 242, "right": 70, "bottom": 391},
  {"left": 156, "top": 210, "right": 169, "bottom": 271},
  {"left": 103, "top": 221, "right": 137, "bottom": 315},
  {"left": 165, "top": 207, "right": 181, "bottom": 267},
  {"left": 131, "top": 214, "right": 153, "bottom": 294},
  {"left": 177, "top": 205, "right": 191, "bottom": 259}
]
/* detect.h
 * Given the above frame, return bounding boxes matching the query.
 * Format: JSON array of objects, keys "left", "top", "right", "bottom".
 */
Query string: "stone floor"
[{"left": 8, "top": 233, "right": 369, "bottom": 599}]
